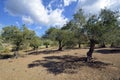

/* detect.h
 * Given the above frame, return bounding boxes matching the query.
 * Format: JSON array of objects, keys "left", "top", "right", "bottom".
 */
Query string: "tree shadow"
[
  {"left": 0, "top": 54, "right": 14, "bottom": 59},
  {"left": 28, "top": 55, "right": 111, "bottom": 75},
  {"left": 24, "top": 49, "right": 34, "bottom": 52},
  {"left": 95, "top": 48, "right": 120, "bottom": 54},
  {"left": 28, "top": 49, "right": 61, "bottom": 55}
]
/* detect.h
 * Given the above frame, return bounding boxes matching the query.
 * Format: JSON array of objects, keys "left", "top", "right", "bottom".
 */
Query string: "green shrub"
[
  {"left": 1, "top": 48, "right": 10, "bottom": 53},
  {"left": 0, "top": 45, "right": 3, "bottom": 51}
]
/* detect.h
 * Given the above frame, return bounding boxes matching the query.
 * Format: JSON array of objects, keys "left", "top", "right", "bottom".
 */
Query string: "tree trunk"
[
  {"left": 111, "top": 42, "right": 115, "bottom": 48},
  {"left": 33, "top": 46, "right": 36, "bottom": 50},
  {"left": 14, "top": 46, "right": 19, "bottom": 58},
  {"left": 99, "top": 42, "right": 106, "bottom": 48},
  {"left": 86, "top": 39, "right": 95, "bottom": 62},
  {"left": 78, "top": 43, "right": 81, "bottom": 48},
  {"left": 58, "top": 41, "right": 63, "bottom": 51},
  {"left": 46, "top": 45, "right": 48, "bottom": 48}
]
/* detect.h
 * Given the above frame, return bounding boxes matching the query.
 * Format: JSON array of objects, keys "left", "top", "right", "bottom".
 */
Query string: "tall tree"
[
  {"left": 68, "top": 9, "right": 87, "bottom": 48},
  {"left": 99, "top": 9, "right": 119, "bottom": 48},
  {"left": 61, "top": 21, "right": 78, "bottom": 48},
  {"left": 62, "top": 20, "right": 87, "bottom": 48},
  {"left": 85, "top": 15, "right": 101, "bottom": 61},
  {"left": 73, "top": 8, "right": 119, "bottom": 62}
]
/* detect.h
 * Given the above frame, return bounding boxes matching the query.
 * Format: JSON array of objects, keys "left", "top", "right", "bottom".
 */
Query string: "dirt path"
[{"left": 0, "top": 48, "right": 120, "bottom": 80}]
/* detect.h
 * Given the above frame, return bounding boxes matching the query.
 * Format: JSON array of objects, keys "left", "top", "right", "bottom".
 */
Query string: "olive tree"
[
  {"left": 44, "top": 27, "right": 74, "bottom": 51},
  {"left": 2, "top": 25, "right": 36, "bottom": 57},
  {"left": 30, "top": 36, "right": 41, "bottom": 50},
  {"left": 73, "top": 8, "right": 119, "bottom": 62}
]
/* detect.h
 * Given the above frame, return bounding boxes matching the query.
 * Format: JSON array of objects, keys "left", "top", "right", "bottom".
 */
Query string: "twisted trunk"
[
  {"left": 58, "top": 40, "right": 63, "bottom": 51},
  {"left": 86, "top": 39, "right": 95, "bottom": 62}
]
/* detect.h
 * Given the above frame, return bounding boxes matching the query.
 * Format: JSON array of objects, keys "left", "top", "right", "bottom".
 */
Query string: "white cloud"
[
  {"left": 108, "top": 0, "right": 120, "bottom": 10},
  {"left": 77, "top": 0, "right": 120, "bottom": 14},
  {"left": 64, "top": 0, "right": 77, "bottom": 6},
  {"left": 47, "top": 0, "right": 55, "bottom": 10},
  {"left": 79, "top": 0, "right": 85, "bottom": 3},
  {"left": 49, "top": 9, "right": 68, "bottom": 26},
  {"left": 5, "top": 0, "right": 68, "bottom": 27},
  {"left": 83, "top": 0, "right": 109, "bottom": 13},
  {"left": 22, "top": 16, "right": 33, "bottom": 25},
  {"left": 35, "top": 26, "right": 42, "bottom": 30}
]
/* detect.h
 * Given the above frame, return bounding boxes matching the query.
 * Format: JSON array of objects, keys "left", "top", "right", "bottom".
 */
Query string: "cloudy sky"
[{"left": 0, "top": 0, "right": 120, "bottom": 36}]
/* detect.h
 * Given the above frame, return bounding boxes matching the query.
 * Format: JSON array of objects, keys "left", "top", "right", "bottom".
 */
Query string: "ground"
[{"left": 0, "top": 48, "right": 120, "bottom": 80}]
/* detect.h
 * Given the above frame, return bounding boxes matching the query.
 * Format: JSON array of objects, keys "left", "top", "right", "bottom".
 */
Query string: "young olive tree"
[
  {"left": 30, "top": 36, "right": 41, "bottom": 50},
  {"left": 43, "top": 39, "right": 52, "bottom": 48},
  {"left": 44, "top": 27, "right": 74, "bottom": 51},
  {"left": 2, "top": 25, "right": 36, "bottom": 57}
]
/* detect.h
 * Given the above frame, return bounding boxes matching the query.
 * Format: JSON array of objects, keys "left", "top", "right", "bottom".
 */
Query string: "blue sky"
[{"left": 0, "top": 0, "right": 120, "bottom": 36}]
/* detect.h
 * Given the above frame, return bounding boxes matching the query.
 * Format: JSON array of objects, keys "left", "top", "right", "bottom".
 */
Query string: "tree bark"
[
  {"left": 111, "top": 42, "right": 115, "bottom": 48},
  {"left": 78, "top": 43, "right": 81, "bottom": 48},
  {"left": 86, "top": 39, "right": 95, "bottom": 62},
  {"left": 46, "top": 45, "right": 48, "bottom": 48},
  {"left": 14, "top": 46, "right": 19, "bottom": 58},
  {"left": 14, "top": 41, "right": 22, "bottom": 58},
  {"left": 58, "top": 41, "right": 63, "bottom": 51}
]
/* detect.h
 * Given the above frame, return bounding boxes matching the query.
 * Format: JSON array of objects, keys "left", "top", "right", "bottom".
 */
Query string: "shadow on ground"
[
  {"left": 28, "top": 49, "right": 61, "bottom": 55},
  {"left": 28, "top": 55, "right": 111, "bottom": 75},
  {"left": 0, "top": 54, "right": 14, "bottom": 59},
  {"left": 95, "top": 48, "right": 120, "bottom": 54}
]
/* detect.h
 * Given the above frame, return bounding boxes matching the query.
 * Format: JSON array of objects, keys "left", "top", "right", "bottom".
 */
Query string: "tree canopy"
[{"left": 1, "top": 25, "right": 36, "bottom": 56}]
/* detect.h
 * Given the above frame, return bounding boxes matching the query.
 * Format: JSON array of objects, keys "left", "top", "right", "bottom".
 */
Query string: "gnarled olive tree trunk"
[
  {"left": 58, "top": 40, "right": 65, "bottom": 51},
  {"left": 86, "top": 39, "right": 95, "bottom": 62},
  {"left": 58, "top": 41, "right": 63, "bottom": 51},
  {"left": 14, "top": 41, "right": 22, "bottom": 58}
]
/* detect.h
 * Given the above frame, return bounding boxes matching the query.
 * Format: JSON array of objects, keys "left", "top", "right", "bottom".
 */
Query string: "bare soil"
[{"left": 0, "top": 48, "right": 120, "bottom": 80}]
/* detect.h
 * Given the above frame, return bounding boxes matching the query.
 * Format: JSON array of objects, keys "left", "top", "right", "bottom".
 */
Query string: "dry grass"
[{"left": 0, "top": 48, "right": 120, "bottom": 80}]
